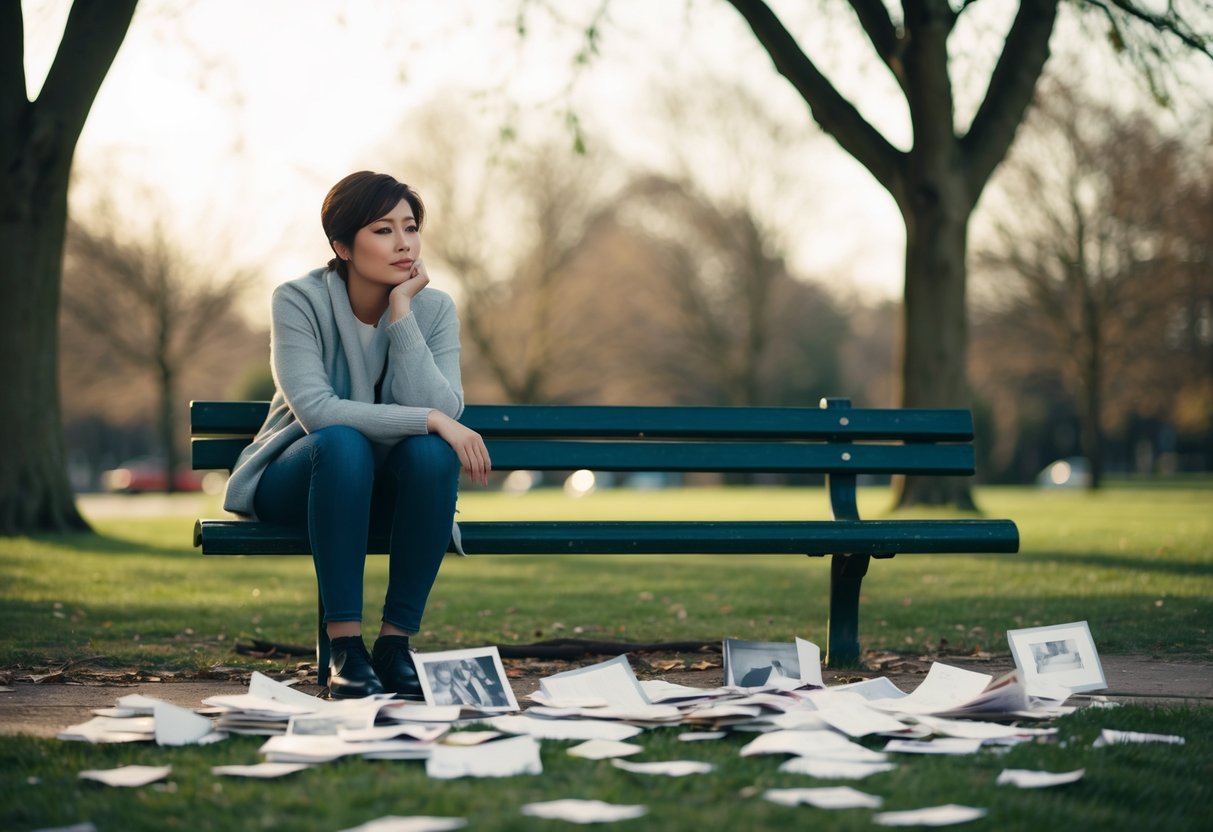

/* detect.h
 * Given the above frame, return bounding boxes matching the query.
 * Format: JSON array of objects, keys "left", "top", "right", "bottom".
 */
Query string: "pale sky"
[{"left": 23, "top": 1, "right": 1201, "bottom": 319}]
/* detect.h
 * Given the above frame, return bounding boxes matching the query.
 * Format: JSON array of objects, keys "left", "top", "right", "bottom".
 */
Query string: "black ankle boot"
[
  {"left": 372, "top": 635, "right": 424, "bottom": 700},
  {"left": 328, "top": 636, "right": 385, "bottom": 699}
]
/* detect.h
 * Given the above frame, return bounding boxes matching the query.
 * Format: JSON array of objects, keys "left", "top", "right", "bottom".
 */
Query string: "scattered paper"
[
  {"left": 611, "top": 758, "right": 714, "bottom": 776},
  {"left": 488, "top": 715, "right": 643, "bottom": 742},
  {"left": 884, "top": 738, "right": 984, "bottom": 756},
  {"left": 678, "top": 731, "right": 728, "bottom": 742},
  {"left": 57, "top": 716, "right": 155, "bottom": 744},
  {"left": 441, "top": 731, "right": 503, "bottom": 746},
  {"left": 211, "top": 763, "right": 312, "bottom": 778},
  {"left": 996, "top": 768, "right": 1085, "bottom": 788},
  {"left": 818, "top": 703, "right": 911, "bottom": 737},
  {"left": 153, "top": 701, "right": 222, "bottom": 746},
  {"left": 337, "top": 817, "right": 467, "bottom": 832},
  {"left": 873, "top": 804, "right": 988, "bottom": 827},
  {"left": 426, "top": 734, "right": 542, "bottom": 779},
  {"left": 567, "top": 739, "right": 644, "bottom": 759},
  {"left": 520, "top": 800, "right": 648, "bottom": 824},
  {"left": 763, "top": 786, "right": 883, "bottom": 809},
  {"left": 1093, "top": 729, "right": 1185, "bottom": 747},
  {"left": 741, "top": 730, "right": 888, "bottom": 762},
  {"left": 869, "top": 664, "right": 993, "bottom": 715},
  {"left": 249, "top": 670, "right": 327, "bottom": 709},
  {"left": 779, "top": 757, "right": 896, "bottom": 779},
  {"left": 539, "top": 655, "right": 650, "bottom": 708},
  {"left": 78, "top": 765, "right": 171, "bottom": 788},
  {"left": 380, "top": 704, "right": 463, "bottom": 724}
]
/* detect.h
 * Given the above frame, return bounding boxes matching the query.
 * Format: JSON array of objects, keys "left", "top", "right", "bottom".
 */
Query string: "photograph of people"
[{"left": 222, "top": 172, "right": 492, "bottom": 700}]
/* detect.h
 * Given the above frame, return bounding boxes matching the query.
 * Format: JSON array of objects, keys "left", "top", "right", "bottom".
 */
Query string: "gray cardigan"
[{"left": 223, "top": 268, "right": 464, "bottom": 518}]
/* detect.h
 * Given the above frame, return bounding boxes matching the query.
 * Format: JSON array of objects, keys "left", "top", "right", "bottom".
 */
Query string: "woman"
[{"left": 223, "top": 171, "right": 491, "bottom": 699}]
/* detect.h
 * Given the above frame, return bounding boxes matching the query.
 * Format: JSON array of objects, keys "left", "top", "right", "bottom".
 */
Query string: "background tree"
[
  {"left": 0, "top": 0, "right": 138, "bottom": 533},
  {"left": 526, "top": 0, "right": 1213, "bottom": 506},
  {"left": 60, "top": 198, "right": 255, "bottom": 492},
  {"left": 717, "top": 0, "right": 1211, "bottom": 507},
  {"left": 972, "top": 80, "right": 1213, "bottom": 485},
  {"left": 381, "top": 106, "right": 619, "bottom": 404}
]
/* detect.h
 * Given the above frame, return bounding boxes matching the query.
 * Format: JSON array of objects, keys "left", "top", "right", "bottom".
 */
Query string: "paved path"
[{"left": 2, "top": 655, "right": 1209, "bottom": 739}]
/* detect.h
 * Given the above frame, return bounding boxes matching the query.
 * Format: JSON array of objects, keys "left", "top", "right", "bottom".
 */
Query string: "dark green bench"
[{"left": 191, "top": 398, "right": 1018, "bottom": 678}]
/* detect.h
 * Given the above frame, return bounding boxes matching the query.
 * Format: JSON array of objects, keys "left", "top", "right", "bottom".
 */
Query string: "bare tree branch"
[
  {"left": 847, "top": 0, "right": 907, "bottom": 91},
  {"left": 723, "top": 0, "right": 904, "bottom": 195},
  {"left": 961, "top": 0, "right": 1058, "bottom": 204}
]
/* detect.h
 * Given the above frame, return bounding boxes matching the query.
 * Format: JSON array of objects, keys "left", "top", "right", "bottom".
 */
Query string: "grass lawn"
[{"left": 1, "top": 482, "right": 1210, "bottom": 830}]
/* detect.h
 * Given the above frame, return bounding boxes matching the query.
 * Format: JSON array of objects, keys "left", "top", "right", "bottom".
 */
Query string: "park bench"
[{"left": 191, "top": 398, "right": 1018, "bottom": 681}]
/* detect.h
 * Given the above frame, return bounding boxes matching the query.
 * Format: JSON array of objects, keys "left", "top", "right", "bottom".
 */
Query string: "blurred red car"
[{"left": 101, "top": 457, "right": 206, "bottom": 494}]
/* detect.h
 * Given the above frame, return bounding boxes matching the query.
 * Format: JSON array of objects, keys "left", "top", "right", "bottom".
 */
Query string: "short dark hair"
[{"left": 321, "top": 171, "right": 426, "bottom": 278}]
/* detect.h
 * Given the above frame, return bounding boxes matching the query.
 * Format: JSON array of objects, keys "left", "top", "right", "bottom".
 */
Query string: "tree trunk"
[
  {"left": 159, "top": 358, "right": 178, "bottom": 495},
  {"left": 892, "top": 170, "right": 977, "bottom": 509},
  {"left": 0, "top": 184, "right": 89, "bottom": 533},
  {"left": 0, "top": 0, "right": 138, "bottom": 533}
]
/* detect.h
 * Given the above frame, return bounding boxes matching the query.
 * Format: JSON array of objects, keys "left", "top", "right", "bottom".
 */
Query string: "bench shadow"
[
  {"left": 1012, "top": 551, "right": 1213, "bottom": 578},
  {"left": 27, "top": 530, "right": 194, "bottom": 559}
]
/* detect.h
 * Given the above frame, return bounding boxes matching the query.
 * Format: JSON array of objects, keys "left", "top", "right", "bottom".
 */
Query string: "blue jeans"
[{"left": 253, "top": 425, "right": 459, "bottom": 632}]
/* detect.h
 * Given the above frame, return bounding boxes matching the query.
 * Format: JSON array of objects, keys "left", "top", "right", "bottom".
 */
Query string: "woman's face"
[{"left": 342, "top": 199, "right": 421, "bottom": 289}]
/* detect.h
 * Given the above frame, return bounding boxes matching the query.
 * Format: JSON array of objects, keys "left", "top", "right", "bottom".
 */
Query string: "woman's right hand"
[{"left": 427, "top": 410, "right": 492, "bottom": 486}]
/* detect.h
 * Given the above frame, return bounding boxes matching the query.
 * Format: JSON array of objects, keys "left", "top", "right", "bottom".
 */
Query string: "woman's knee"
[
  {"left": 311, "top": 425, "right": 374, "bottom": 474},
  {"left": 387, "top": 434, "right": 460, "bottom": 481}
]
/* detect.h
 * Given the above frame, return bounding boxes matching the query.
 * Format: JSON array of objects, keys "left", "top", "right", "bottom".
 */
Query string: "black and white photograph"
[
  {"left": 1007, "top": 621, "right": 1107, "bottom": 694},
  {"left": 1030, "top": 638, "right": 1085, "bottom": 674},
  {"left": 723, "top": 639, "right": 801, "bottom": 687},
  {"left": 412, "top": 646, "right": 518, "bottom": 712}
]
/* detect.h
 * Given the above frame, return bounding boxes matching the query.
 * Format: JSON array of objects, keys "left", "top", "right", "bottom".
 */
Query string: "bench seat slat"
[{"left": 196, "top": 518, "right": 1018, "bottom": 556}]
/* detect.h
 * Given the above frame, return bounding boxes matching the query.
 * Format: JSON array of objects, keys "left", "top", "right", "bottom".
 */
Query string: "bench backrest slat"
[{"left": 190, "top": 401, "right": 978, "bottom": 476}]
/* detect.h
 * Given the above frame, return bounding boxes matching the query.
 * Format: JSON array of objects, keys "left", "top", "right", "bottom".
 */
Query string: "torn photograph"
[{"left": 412, "top": 647, "right": 518, "bottom": 712}]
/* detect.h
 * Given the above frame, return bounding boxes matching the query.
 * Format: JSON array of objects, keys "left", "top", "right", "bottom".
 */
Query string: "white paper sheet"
[
  {"left": 996, "top": 768, "right": 1085, "bottom": 788},
  {"left": 488, "top": 715, "right": 643, "bottom": 741},
  {"left": 441, "top": 731, "right": 503, "bottom": 746},
  {"left": 796, "top": 638, "right": 826, "bottom": 688},
  {"left": 202, "top": 693, "right": 317, "bottom": 718},
  {"left": 337, "top": 816, "right": 467, "bottom": 832},
  {"left": 884, "top": 738, "right": 984, "bottom": 755},
  {"left": 817, "top": 703, "right": 910, "bottom": 738},
  {"left": 78, "top": 765, "right": 171, "bottom": 787},
  {"left": 678, "top": 731, "right": 728, "bottom": 742},
  {"left": 831, "top": 676, "right": 908, "bottom": 701},
  {"left": 868, "top": 664, "right": 992, "bottom": 715},
  {"left": 1092, "top": 729, "right": 1185, "bottom": 747},
  {"left": 913, "top": 716, "right": 1057, "bottom": 741},
  {"left": 639, "top": 679, "right": 732, "bottom": 704},
  {"left": 259, "top": 733, "right": 433, "bottom": 763},
  {"left": 539, "top": 655, "right": 650, "bottom": 707},
  {"left": 778, "top": 758, "right": 897, "bottom": 779},
  {"left": 57, "top": 716, "right": 155, "bottom": 744},
  {"left": 741, "top": 730, "right": 888, "bottom": 762},
  {"left": 425, "top": 734, "right": 542, "bottom": 779},
  {"left": 520, "top": 800, "right": 648, "bottom": 824},
  {"left": 211, "top": 763, "right": 312, "bottom": 778},
  {"left": 567, "top": 739, "right": 645, "bottom": 759},
  {"left": 380, "top": 704, "right": 463, "bottom": 723},
  {"left": 611, "top": 759, "right": 715, "bottom": 776},
  {"left": 153, "top": 701, "right": 222, "bottom": 746},
  {"left": 338, "top": 724, "right": 447, "bottom": 744},
  {"left": 763, "top": 786, "right": 883, "bottom": 809},
  {"left": 873, "top": 804, "right": 987, "bottom": 826},
  {"left": 249, "top": 670, "right": 329, "bottom": 709}
]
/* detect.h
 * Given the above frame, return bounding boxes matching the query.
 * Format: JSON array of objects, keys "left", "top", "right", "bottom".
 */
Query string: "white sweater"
[{"left": 223, "top": 268, "right": 464, "bottom": 518}]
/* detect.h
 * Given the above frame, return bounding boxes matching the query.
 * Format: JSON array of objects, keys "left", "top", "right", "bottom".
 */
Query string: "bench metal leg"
[
  {"left": 316, "top": 591, "right": 330, "bottom": 689},
  {"left": 826, "top": 553, "right": 870, "bottom": 667}
]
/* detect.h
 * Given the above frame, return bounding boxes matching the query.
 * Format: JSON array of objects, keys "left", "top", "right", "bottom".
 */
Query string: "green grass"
[
  {"left": 1, "top": 484, "right": 1210, "bottom": 830},
  {"left": 1, "top": 484, "right": 1210, "bottom": 671},
  {"left": 1, "top": 704, "right": 1210, "bottom": 831}
]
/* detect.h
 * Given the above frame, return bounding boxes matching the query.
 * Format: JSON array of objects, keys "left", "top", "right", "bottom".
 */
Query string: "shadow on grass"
[
  {"left": 26, "top": 530, "right": 195, "bottom": 559},
  {"left": 1013, "top": 550, "right": 1213, "bottom": 577}
]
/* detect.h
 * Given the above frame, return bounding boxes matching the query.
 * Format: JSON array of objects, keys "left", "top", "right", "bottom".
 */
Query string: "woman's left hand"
[
  {"left": 388, "top": 259, "right": 430, "bottom": 321},
  {"left": 427, "top": 409, "right": 492, "bottom": 486}
]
